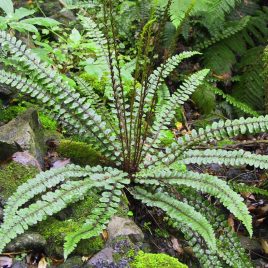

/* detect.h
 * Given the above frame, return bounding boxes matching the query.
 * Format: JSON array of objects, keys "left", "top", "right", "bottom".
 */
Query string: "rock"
[
  {"left": 11, "top": 261, "right": 27, "bottom": 268},
  {"left": 85, "top": 217, "right": 144, "bottom": 268},
  {"left": 57, "top": 257, "right": 83, "bottom": 268},
  {"left": 5, "top": 232, "right": 47, "bottom": 252},
  {"left": 0, "top": 83, "right": 12, "bottom": 96},
  {"left": 0, "top": 108, "right": 45, "bottom": 167},
  {"left": 239, "top": 236, "right": 263, "bottom": 253},
  {"left": 107, "top": 216, "right": 144, "bottom": 244},
  {"left": 87, "top": 247, "right": 114, "bottom": 266},
  {"left": 12, "top": 151, "right": 42, "bottom": 170}
]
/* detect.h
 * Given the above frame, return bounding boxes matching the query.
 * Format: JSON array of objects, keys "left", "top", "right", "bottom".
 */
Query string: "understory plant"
[{"left": 0, "top": 1, "right": 268, "bottom": 267}]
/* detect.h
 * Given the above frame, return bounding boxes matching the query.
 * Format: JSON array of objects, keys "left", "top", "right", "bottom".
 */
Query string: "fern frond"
[
  {"left": 0, "top": 32, "right": 123, "bottom": 163},
  {"left": 64, "top": 178, "right": 127, "bottom": 258},
  {"left": 229, "top": 182, "right": 268, "bottom": 197},
  {"left": 182, "top": 149, "right": 268, "bottom": 169},
  {"left": 140, "top": 51, "right": 200, "bottom": 113},
  {"left": 136, "top": 168, "right": 252, "bottom": 236},
  {"left": 195, "top": 16, "right": 250, "bottom": 51},
  {"left": 79, "top": 15, "right": 109, "bottom": 63},
  {"left": 210, "top": 85, "right": 259, "bottom": 117},
  {"left": 134, "top": 187, "right": 216, "bottom": 250},
  {"left": 181, "top": 191, "right": 253, "bottom": 268},
  {"left": 141, "top": 69, "right": 209, "bottom": 159},
  {"left": 3, "top": 164, "right": 96, "bottom": 221},
  {"left": 146, "top": 115, "right": 268, "bottom": 167},
  {"left": 0, "top": 178, "right": 98, "bottom": 252}
]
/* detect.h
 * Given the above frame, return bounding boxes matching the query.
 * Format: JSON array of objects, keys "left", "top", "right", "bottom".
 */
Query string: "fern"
[
  {"left": 182, "top": 149, "right": 268, "bottom": 169},
  {"left": 0, "top": 8, "right": 266, "bottom": 266}
]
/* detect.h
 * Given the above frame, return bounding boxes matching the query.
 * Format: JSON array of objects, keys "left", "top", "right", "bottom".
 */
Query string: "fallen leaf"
[
  {"left": 261, "top": 239, "right": 268, "bottom": 254},
  {"left": 227, "top": 215, "right": 235, "bottom": 232},
  {"left": 175, "top": 122, "right": 183, "bottom": 131},
  {"left": 0, "top": 256, "right": 12, "bottom": 268},
  {"left": 52, "top": 158, "right": 71, "bottom": 168},
  {"left": 102, "top": 230, "right": 109, "bottom": 241},
  {"left": 171, "top": 237, "right": 184, "bottom": 255},
  {"left": 37, "top": 257, "right": 47, "bottom": 268}
]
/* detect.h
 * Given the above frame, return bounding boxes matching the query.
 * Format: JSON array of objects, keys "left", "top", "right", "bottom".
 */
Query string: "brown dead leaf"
[
  {"left": 261, "top": 239, "right": 268, "bottom": 254},
  {"left": 37, "top": 257, "right": 47, "bottom": 268},
  {"left": 102, "top": 230, "right": 109, "bottom": 241},
  {"left": 171, "top": 237, "right": 184, "bottom": 255},
  {"left": 227, "top": 215, "right": 235, "bottom": 232}
]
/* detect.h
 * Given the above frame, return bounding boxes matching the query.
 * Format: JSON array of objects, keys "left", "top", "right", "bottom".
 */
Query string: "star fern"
[{"left": 0, "top": 1, "right": 266, "bottom": 266}]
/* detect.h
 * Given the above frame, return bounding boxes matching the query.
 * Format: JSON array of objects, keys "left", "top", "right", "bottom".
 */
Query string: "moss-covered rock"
[
  {"left": 130, "top": 251, "right": 188, "bottom": 268},
  {"left": 35, "top": 193, "right": 105, "bottom": 257},
  {"left": 0, "top": 162, "right": 39, "bottom": 200},
  {"left": 56, "top": 139, "right": 103, "bottom": 166},
  {"left": 0, "top": 105, "right": 57, "bottom": 131}
]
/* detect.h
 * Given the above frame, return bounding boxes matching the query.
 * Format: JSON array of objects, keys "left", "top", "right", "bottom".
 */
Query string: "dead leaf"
[
  {"left": 52, "top": 158, "right": 71, "bottom": 168},
  {"left": 175, "top": 122, "right": 183, "bottom": 131},
  {"left": 227, "top": 215, "right": 235, "bottom": 232},
  {"left": 37, "top": 257, "right": 47, "bottom": 268},
  {"left": 261, "top": 239, "right": 268, "bottom": 254},
  {"left": 102, "top": 230, "right": 109, "bottom": 241},
  {"left": 171, "top": 237, "right": 184, "bottom": 255},
  {"left": 0, "top": 256, "right": 12, "bottom": 268}
]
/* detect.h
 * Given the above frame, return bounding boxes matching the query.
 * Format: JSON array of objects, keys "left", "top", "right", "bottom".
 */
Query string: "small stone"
[
  {"left": 87, "top": 248, "right": 114, "bottom": 267},
  {"left": 58, "top": 256, "right": 83, "bottom": 268},
  {"left": 11, "top": 261, "right": 27, "bottom": 268},
  {"left": 107, "top": 216, "right": 144, "bottom": 243},
  {"left": 5, "top": 232, "right": 47, "bottom": 252}
]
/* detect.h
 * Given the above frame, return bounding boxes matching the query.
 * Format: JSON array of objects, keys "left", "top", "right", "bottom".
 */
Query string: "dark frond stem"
[
  {"left": 102, "top": 1, "right": 128, "bottom": 167},
  {"left": 134, "top": 0, "right": 174, "bottom": 168},
  {"left": 128, "top": 18, "right": 156, "bottom": 171},
  {"left": 107, "top": 0, "right": 129, "bottom": 156},
  {"left": 133, "top": 21, "right": 156, "bottom": 168}
]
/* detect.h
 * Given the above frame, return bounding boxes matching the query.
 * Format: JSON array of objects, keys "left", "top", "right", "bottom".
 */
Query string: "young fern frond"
[
  {"left": 140, "top": 69, "right": 209, "bottom": 162},
  {"left": 229, "top": 182, "right": 268, "bottom": 197},
  {"left": 209, "top": 85, "right": 259, "bottom": 117},
  {"left": 133, "top": 187, "right": 216, "bottom": 250},
  {"left": 135, "top": 168, "right": 252, "bottom": 236},
  {"left": 182, "top": 149, "right": 268, "bottom": 169}
]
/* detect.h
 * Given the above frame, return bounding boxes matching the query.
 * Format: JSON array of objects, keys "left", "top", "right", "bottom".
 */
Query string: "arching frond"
[
  {"left": 182, "top": 149, "right": 268, "bottom": 169},
  {"left": 134, "top": 187, "right": 216, "bottom": 250},
  {"left": 136, "top": 168, "right": 252, "bottom": 236}
]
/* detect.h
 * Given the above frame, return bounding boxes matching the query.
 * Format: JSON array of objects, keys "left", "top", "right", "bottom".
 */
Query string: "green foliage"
[
  {"left": 130, "top": 251, "right": 188, "bottom": 268},
  {"left": 0, "top": 0, "right": 60, "bottom": 33},
  {"left": 0, "top": 5, "right": 266, "bottom": 266}
]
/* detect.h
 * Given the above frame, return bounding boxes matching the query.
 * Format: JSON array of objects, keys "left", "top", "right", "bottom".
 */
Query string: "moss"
[
  {"left": 0, "top": 162, "right": 39, "bottom": 199},
  {"left": 57, "top": 139, "right": 103, "bottom": 166},
  {"left": 35, "top": 193, "right": 105, "bottom": 257},
  {"left": 0, "top": 106, "right": 26, "bottom": 123},
  {"left": 0, "top": 104, "right": 57, "bottom": 131},
  {"left": 130, "top": 251, "right": 188, "bottom": 268}
]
